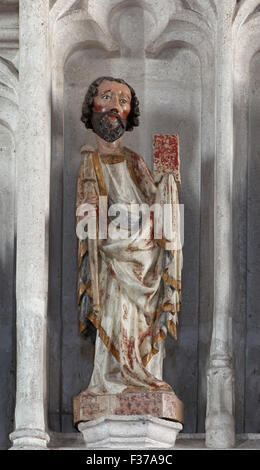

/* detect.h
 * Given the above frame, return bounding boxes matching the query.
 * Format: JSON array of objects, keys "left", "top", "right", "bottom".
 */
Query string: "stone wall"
[
  {"left": 0, "top": 0, "right": 260, "bottom": 450},
  {"left": 0, "top": 0, "right": 18, "bottom": 449}
]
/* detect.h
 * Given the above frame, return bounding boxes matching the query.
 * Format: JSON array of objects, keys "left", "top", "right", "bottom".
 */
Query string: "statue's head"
[{"left": 81, "top": 76, "right": 140, "bottom": 142}]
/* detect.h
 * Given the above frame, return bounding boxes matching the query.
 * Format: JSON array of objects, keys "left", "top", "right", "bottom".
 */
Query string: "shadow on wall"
[
  {"left": 0, "top": 131, "right": 16, "bottom": 449},
  {"left": 47, "top": 3, "right": 214, "bottom": 434},
  {"left": 0, "top": 243, "right": 16, "bottom": 450},
  {"left": 232, "top": 50, "right": 260, "bottom": 434}
]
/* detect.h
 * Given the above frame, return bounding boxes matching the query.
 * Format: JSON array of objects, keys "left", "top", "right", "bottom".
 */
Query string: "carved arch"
[
  {"left": 50, "top": 1, "right": 118, "bottom": 56},
  {"left": 47, "top": 0, "right": 217, "bottom": 435},
  {"left": 49, "top": 0, "right": 78, "bottom": 23},
  {"left": 233, "top": 0, "right": 260, "bottom": 36},
  {"left": 0, "top": 97, "right": 18, "bottom": 135},
  {"left": 183, "top": 0, "right": 217, "bottom": 27},
  {"left": 146, "top": 11, "right": 214, "bottom": 64},
  {"left": 0, "top": 58, "right": 18, "bottom": 137},
  {"left": 106, "top": 0, "right": 171, "bottom": 50},
  {"left": 51, "top": 9, "right": 119, "bottom": 70},
  {"left": 0, "top": 57, "right": 18, "bottom": 101}
]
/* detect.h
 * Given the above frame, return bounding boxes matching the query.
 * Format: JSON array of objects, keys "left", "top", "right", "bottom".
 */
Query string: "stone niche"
[
  {"left": 3, "top": 0, "right": 260, "bottom": 452},
  {"left": 48, "top": 0, "right": 215, "bottom": 435}
]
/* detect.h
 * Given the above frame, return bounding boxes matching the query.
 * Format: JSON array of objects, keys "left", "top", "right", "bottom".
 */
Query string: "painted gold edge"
[
  {"left": 142, "top": 302, "right": 180, "bottom": 365},
  {"left": 142, "top": 320, "right": 175, "bottom": 367},
  {"left": 77, "top": 280, "right": 86, "bottom": 305},
  {"left": 93, "top": 151, "right": 107, "bottom": 196},
  {"left": 142, "top": 346, "right": 160, "bottom": 367},
  {"left": 86, "top": 280, "right": 92, "bottom": 297},
  {"left": 78, "top": 321, "right": 87, "bottom": 335},
  {"left": 167, "top": 319, "right": 178, "bottom": 340},
  {"left": 156, "top": 239, "right": 176, "bottom": 252},
  {"left": 155, "top": 302, "right": 181, "bottom": 319},
  {"left": 100, "top": 155, "right": 125, "bottom": 164},
  {"left": 161, "top": 270, "right": 182, "bottom": 291},
  {"left": 77, "top": 279, "right": 92, "bottom": 305},
  {"left": 126, "top": 159, "right": 139, "bottom": 188},
  {"left": 78, "top": 240, "right": 88, "bottom": 268},
  {"left": 87, "top": 311, "right": 120, "bottom": 362}
]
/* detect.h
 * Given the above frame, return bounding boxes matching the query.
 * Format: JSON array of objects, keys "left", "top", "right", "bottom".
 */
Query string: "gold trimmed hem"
[
  {"left": 126, "top": 158, "right": 139, "bottom": 188},
  {"left": 162, "top": 270, "right": 182, "bottom": 291},
  {"left": 167, "top": 319, "right": 178, "bottom": 340},
  {"left": 77, "top": 280, "right": 86, "bottom": 305},
  {"left": 86, "top": 280, "right": 92, "bottom": 297},
  {"left": 79, "top": 320, "right": 87, "bottom": 335},
  {"left": 84, "top": 293, "right": 179, "bottom": 368},
  {"left": 93, "top": 151, "right": 107, "bottom": 196},
  {"left": 156, "top": 240, "right": 176, "bottom": 256},
  {"left": 86, "top": 309, "right": 176, "bottom": 368},
  {"left": 93, "top": 150, "right": 139, "bottom": 195},
  {"left": 99, "top": 154, "right": 125, "bottom": 164},
  {"left": 77, "top": 279, "right": 93, "bottom": 305},
  {"left": 78, "top": 240, "right": 88, "bottom": 268},
  {"left": 142, "top": 346, "right": 159, "bottom": 367},
  {"left": 87, "top": 311, "right": 120, "bottom": 362}
]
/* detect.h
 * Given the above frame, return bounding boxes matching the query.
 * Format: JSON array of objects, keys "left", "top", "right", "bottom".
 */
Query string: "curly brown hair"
[{"left": 81, "top": 76, "right": 140, "bottom": 132}]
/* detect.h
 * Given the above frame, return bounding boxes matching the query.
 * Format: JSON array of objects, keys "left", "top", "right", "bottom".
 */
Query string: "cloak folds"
[{"left": 76, "top": 146, "right": 182, "bottom": 394}]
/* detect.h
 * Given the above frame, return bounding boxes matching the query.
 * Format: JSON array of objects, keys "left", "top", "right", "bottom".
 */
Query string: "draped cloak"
[{"left": 76, "top": 146, "right": 182, "bottom": 394}]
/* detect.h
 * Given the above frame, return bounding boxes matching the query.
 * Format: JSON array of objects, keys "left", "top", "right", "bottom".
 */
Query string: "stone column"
[
  {"left": 205, "top": 0, "right": 236, "bottom": 449},
  {"left": 9, "top": 1, "right": 51, "bottom": 449}
]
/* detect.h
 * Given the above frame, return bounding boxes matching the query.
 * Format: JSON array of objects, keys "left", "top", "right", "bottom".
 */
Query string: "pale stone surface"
[
  {"left": 0, "top": 0, "right": 19, "bottom": 450},
  {"left": 47, "top": 431, "right": 260, "bottom": 450},
  {"left": 44, "top": 430, "right": 260, "bottom": 450},
  {"left": 205, "top": 0, "right": 236, "bottom": 449},
  {"left": 0, "top": 2, "right": 18, "bottom": 62},
  {"left": 59, "top": 13, "right": 204, "bottom": 434},
  {"left": 0, "top": 0, "right": 260, "bottom": 450},
  {"left": 9, "top": 429, "right": 50, "bottom": 450},
  {"left": 9, "top": 0, "right": 51, "bottom": 450},
  {"left": 77, "top": 415, "right": 183, "bottom": 450}
]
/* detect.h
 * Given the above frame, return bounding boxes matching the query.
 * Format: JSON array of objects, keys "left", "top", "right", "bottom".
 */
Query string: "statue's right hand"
[{"left": 86, "top": 193, "right": 99, "bottom": 207}]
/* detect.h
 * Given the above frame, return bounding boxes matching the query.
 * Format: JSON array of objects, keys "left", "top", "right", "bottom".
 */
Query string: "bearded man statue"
[{"left": 75, "top": 76, "right": 183, "bottom": 405}]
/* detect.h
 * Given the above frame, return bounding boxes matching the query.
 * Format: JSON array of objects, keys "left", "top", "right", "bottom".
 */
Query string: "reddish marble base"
[{"left": 73, "top": 390, "right": 184, "bottom": 426}]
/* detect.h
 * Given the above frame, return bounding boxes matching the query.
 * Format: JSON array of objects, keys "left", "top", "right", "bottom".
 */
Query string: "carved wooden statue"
[{"left": 74, "top": 77, "right": 183, "bottom": 422}]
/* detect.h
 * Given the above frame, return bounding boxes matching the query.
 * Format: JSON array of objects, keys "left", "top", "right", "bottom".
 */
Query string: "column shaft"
[
  {"left": 10, "top": 0, "right": 51, "bottom": 449},
  {"left": 205, "top": 0, "right": 236, "bottom": 449}
]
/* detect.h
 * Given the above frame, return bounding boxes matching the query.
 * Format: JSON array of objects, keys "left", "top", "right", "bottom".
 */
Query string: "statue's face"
[{"left": 91, "top": 80, "right": 131, "bottom": 142}]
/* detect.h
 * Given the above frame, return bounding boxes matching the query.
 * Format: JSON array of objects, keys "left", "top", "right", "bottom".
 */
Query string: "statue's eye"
[
  {"left": 101, "top": 94, "right": 111, "bottom": 100},
  {"left": 120, "top": 99, "right": 127, "bottom": 104}
]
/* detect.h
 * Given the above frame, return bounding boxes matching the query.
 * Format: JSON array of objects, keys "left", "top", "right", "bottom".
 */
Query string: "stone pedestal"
[
  {"left": 73, "top": 390, "right": 184, "bottom": 424},
  {"left": 74, "top": 390, "right": 183, "bottom": 450},
  {"left": 78, "top": 415, "right": 183, "bottom": 450}
]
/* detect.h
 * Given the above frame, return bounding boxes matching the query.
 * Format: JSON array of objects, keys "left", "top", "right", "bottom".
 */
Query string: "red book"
[{"left": 153, "top": 134, "right": 181, "bottom": 184}]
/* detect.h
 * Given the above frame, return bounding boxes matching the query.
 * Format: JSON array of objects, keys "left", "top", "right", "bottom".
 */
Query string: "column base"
[
  {"left": 9, "top": 428, "right": 50, "bottom": 450},
  {"left": 77, "top": 415, "right": 183, "bottom": 449},
  {"left": 205, "top": 358, "right": 235, "bottom": 449},
  {"left": 205, "top": 413, "right": 235, "bottom": 449}
]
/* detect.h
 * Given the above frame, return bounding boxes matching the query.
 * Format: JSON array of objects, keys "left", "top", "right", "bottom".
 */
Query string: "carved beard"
[{"left": 91, "top": 111, "right": 127, "bottom": 143}]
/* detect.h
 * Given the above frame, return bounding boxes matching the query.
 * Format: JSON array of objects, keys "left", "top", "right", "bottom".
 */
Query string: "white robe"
[{"left": 76, "top": 148, "right": 182, "bottom": 394}]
